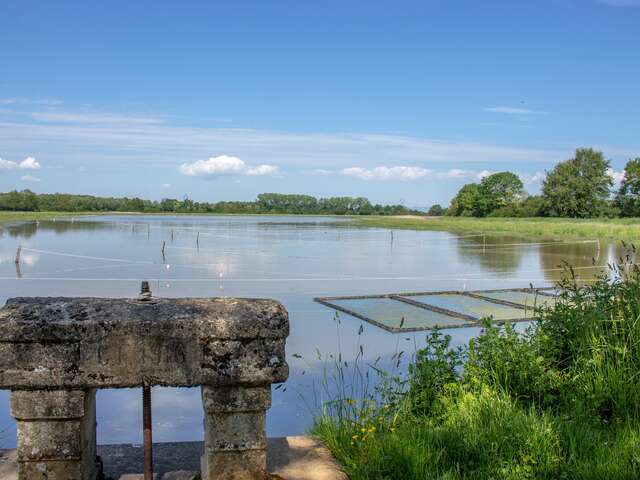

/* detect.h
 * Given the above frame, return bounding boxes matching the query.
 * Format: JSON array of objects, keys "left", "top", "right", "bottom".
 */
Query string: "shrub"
[{"left": 313, "top": 248, "right": 640, "bottom": 478}]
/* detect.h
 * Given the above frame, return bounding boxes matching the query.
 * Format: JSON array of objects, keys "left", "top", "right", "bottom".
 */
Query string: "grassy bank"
[
  {"left": 353, "top": 216, "right": 640, "bottom": 240},
  {"left": 312, "top": 260, "right": 640, "bottom": 479},
  {"left": 0, "top": 211, "right": 102, "bottom": 225}
]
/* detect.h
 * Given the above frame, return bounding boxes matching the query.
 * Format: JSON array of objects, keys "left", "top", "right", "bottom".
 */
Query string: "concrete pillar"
[
  {"left": 200, "top": 385, "right": 271, "bottom": 480},
  {"left": 10, "top": 389, "right": 97, "bottom": 480}
]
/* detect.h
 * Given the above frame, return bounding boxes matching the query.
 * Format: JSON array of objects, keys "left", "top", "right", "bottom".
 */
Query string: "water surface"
[{"left": 0, "top": 215, "right": 614, "bottom": 447}]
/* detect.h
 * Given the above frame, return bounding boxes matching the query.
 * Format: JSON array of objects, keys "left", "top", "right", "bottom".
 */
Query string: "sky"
[{"left": 0, "top": 0, "right": 639, "bottom": 207}]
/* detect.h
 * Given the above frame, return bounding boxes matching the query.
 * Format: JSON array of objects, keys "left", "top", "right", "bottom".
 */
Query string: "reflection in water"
[
  {"left": 0, "top": 215, "right": 608, "bottom": 447},
  {"left": 538, "top": 240, "right": 617, "bottom": 284},
  {"left": 1, "top": 218, "right": 112, "bottom": 239},
  {"left": 455, "top": 235, "right": 526, "bottom": 274}
]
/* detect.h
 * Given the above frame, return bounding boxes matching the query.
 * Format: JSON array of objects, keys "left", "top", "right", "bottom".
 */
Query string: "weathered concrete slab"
[
  {"left": 0, "top": 297, "right": 289, "bottom": 389},
  {"left": 1, "top": 437, "right": 346, "bottom": 480}
]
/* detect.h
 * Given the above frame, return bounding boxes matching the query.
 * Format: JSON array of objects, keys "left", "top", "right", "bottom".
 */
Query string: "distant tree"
[
  {"left": 447, "top": 172, "right": 524, "bottom": 217},
  {"left": 615, "top": 158, "right": 640, "bottom": 217},
  {"left": 489, "top": 195, "right": 544, "bottom": 217},
  {"left": 478, "top": 172, "right": 524, "bottom": 215},
  {"left": 0, "top": 190, "right": 417, "bottom": 216},
  {"left": 447, "top": 184, "right": 483, "bottom": 217},
  {"left": 427, "top": 204, "right": 445, "bottom": 216},
  {"left": 0, "top": 190, "right": 39, "bottom": 211},
  {"left": 542, "top": 148, "right": 613, "bottom": 218}
]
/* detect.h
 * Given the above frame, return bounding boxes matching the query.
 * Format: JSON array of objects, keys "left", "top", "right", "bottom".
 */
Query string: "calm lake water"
[{"left": 0, "top": 215, "right": 615, "bottom": 447}]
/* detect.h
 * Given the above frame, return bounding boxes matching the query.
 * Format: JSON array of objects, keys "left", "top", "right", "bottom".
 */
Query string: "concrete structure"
[
  {"left": 0, "top": 437, "right": 348, "bottom": 480},
  {"left": 0, "top": 296, "right": 289, "bottom": 480}
]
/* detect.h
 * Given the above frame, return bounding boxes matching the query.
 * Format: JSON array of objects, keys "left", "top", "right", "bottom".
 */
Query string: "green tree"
[
  {"left": 427, "top": 204, "right": 445, "bottom": 216},
  {"left": 489, "top": 195, "right": 544, "bottom": 218},
  {"left": 447, "top": 183, "right": 483, "bottom": 217},
  {"left": 478, "top": 172, "right": 524, "bottom": 215},
  {"left": 542, "top": 148, "right": 613, "bottom": 218},
  {"left": 615, "top": 158, "right": 640, "bottom": 217},
  {"left": 0, "top": 190, "right": 39, "bottom": 211}
]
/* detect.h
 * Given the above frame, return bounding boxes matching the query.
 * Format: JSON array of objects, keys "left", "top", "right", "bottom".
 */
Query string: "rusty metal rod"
[
  {"left": 140, "top": 280, "right": 154, "bottom": 480},
  {"left": 143, "top": 385, "right": 153, "bottom": 480}
]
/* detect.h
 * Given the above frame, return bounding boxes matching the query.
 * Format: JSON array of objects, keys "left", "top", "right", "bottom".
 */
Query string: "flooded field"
[{"left": 0, "top": 215, "right": 616, "bottom": 447}]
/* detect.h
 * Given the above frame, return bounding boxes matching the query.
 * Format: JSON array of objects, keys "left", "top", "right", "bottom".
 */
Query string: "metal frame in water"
[{"left": 314, "top": 287, "right": 557, "bottom": 333}]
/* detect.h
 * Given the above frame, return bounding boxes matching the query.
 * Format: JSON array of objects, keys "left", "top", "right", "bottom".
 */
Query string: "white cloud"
[
  {"left": 30, "top": 111, "right": 163, "bottom": 125},
  {"left": 0, "top": 98, "right": 63, "bottom": 106},
  {"left": 520, "top": 171, "right": 546, "bottom": 184},
  {"left": 245, "top": 164, "right": 279, "bottom": 176},
  {"left": 341, "top": 166, "right": 432, "bottom": 181},
  {"left": 607, "top": 168, "right": 625, "bottom": 184},
  {"left": 0, "top": 104, "right": 602, "bottom": 176},
  {"left": 162, "top": 183, "right": 171, "bottom": 188},
  {"left": 484, "top": 106, "right": 549, "bottom": 115},
  {"left": 340, "top": 166, "right": 493, "bottom": 182},
  {"left": 19, "top": 156, "right": 41, "bottom": 170},
  {"left": 436, "top": 169, "right": 492, "bottom": 180},
  {"left": 308, "top": 169, "right": 334, "bottom": 176},
  {"left": 179, "top": 155, "right": 278, "bottom": 178},
  {"left": 20, "top": 175, "right": 40, "bottom": 182},
  {"left": 475, "top": 170, "right": 492, "bottom": 180},
  {"left": 0, "top": 156, "right": 40, "bottom": 171},
  {"left": 0, "top": 158, "right": 18, "bottom": 171}
]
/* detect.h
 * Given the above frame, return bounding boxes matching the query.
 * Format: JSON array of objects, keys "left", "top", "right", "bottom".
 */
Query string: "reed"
[
  {"left": 352, "top": 216, "right": 640, "bottom": 241},
  {"left": 312, "top": 248, "right": 640, "bottom": 479}
]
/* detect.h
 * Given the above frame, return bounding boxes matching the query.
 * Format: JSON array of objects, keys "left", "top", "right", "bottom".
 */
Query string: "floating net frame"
[{"left": 314, "top": 287, "right": 558, "bottom": 333}]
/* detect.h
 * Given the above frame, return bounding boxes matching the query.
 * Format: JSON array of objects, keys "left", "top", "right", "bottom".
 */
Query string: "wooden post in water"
[
  {"left": 15, "top": 246, "right": 22, "bottom": 279},
  {"left": 197, "top": 231, "right": 200, "bottom": 248},
  {"left": 161, "top": 241, "right": 166, "bottom": 262}
]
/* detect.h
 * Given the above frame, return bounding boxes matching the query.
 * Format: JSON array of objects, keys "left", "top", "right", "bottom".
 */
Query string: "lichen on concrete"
[{"left": 0, "top": 296, "right": 290, "bottom": 480}]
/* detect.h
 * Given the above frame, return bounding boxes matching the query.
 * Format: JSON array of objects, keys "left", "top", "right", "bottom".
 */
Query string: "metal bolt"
[{"left": 139, "top": 281, "right": 152, "bottom": 301}]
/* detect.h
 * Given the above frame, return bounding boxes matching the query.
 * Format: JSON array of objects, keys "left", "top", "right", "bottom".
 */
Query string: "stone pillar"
[
  {"left": 10, "top": 389, "right": 97, "bottom": 480},
  {"left": 201, "top": 385, "right": 271, "bottom": 480}
]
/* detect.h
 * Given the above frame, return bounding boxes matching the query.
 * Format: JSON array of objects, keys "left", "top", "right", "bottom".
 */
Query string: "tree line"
[
  {"left": 428, "top": 148, "right": 640, "bottom": 218},
  {"left": 0, "top": 191, "right": 416, "bottom": 216}
]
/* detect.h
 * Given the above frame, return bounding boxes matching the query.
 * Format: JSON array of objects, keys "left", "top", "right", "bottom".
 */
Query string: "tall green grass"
[
  {"left": 312, "top": 251, "right": 640, "bottom": 479},
  {"left": 352, "top": 216, "right": 640, "bottom": 240},
  {"left": 0, "top": 211, "right": 97, "bottom": 225}
]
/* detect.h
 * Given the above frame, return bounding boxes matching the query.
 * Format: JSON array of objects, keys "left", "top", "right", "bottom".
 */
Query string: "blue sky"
[{"left": 0, "top": 0, "right": 638, "bottom": 207}]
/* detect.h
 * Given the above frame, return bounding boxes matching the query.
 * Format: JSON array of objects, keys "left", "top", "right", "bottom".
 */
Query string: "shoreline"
[
  {"left": 349, "top": 215, "right": 640, "bottom": 241},
  {"left": 2, "top": 211, "right": 640, "bottom": 241}
]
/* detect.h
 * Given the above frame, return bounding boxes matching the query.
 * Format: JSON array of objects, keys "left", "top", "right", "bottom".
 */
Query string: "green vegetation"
[
  {"left": 0, "top": 211, "right": 96, "bottom": 225},
  {"left": 449, "top": 171, "right": 524, "bottom": 217},
  {"left": 353, "top": 216, "right": 640, "bottom": 240},
  {"left": 616, "top": 158, "right": 640, "bottom": 217},
  {"left": 427, "top": 204, "right": 445, "bottom": 216},
  {"left": 0, "top": 191, "right": 415, "bottom": 216},
  {"left": 541, "top": 148, "right": 613, "bottom": 218},
  {"left": 444, "top": 148, "right": 640, "bottom": 219},
  {"left": 312, "top": 257, "right": 640, "bottom": 479}
]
